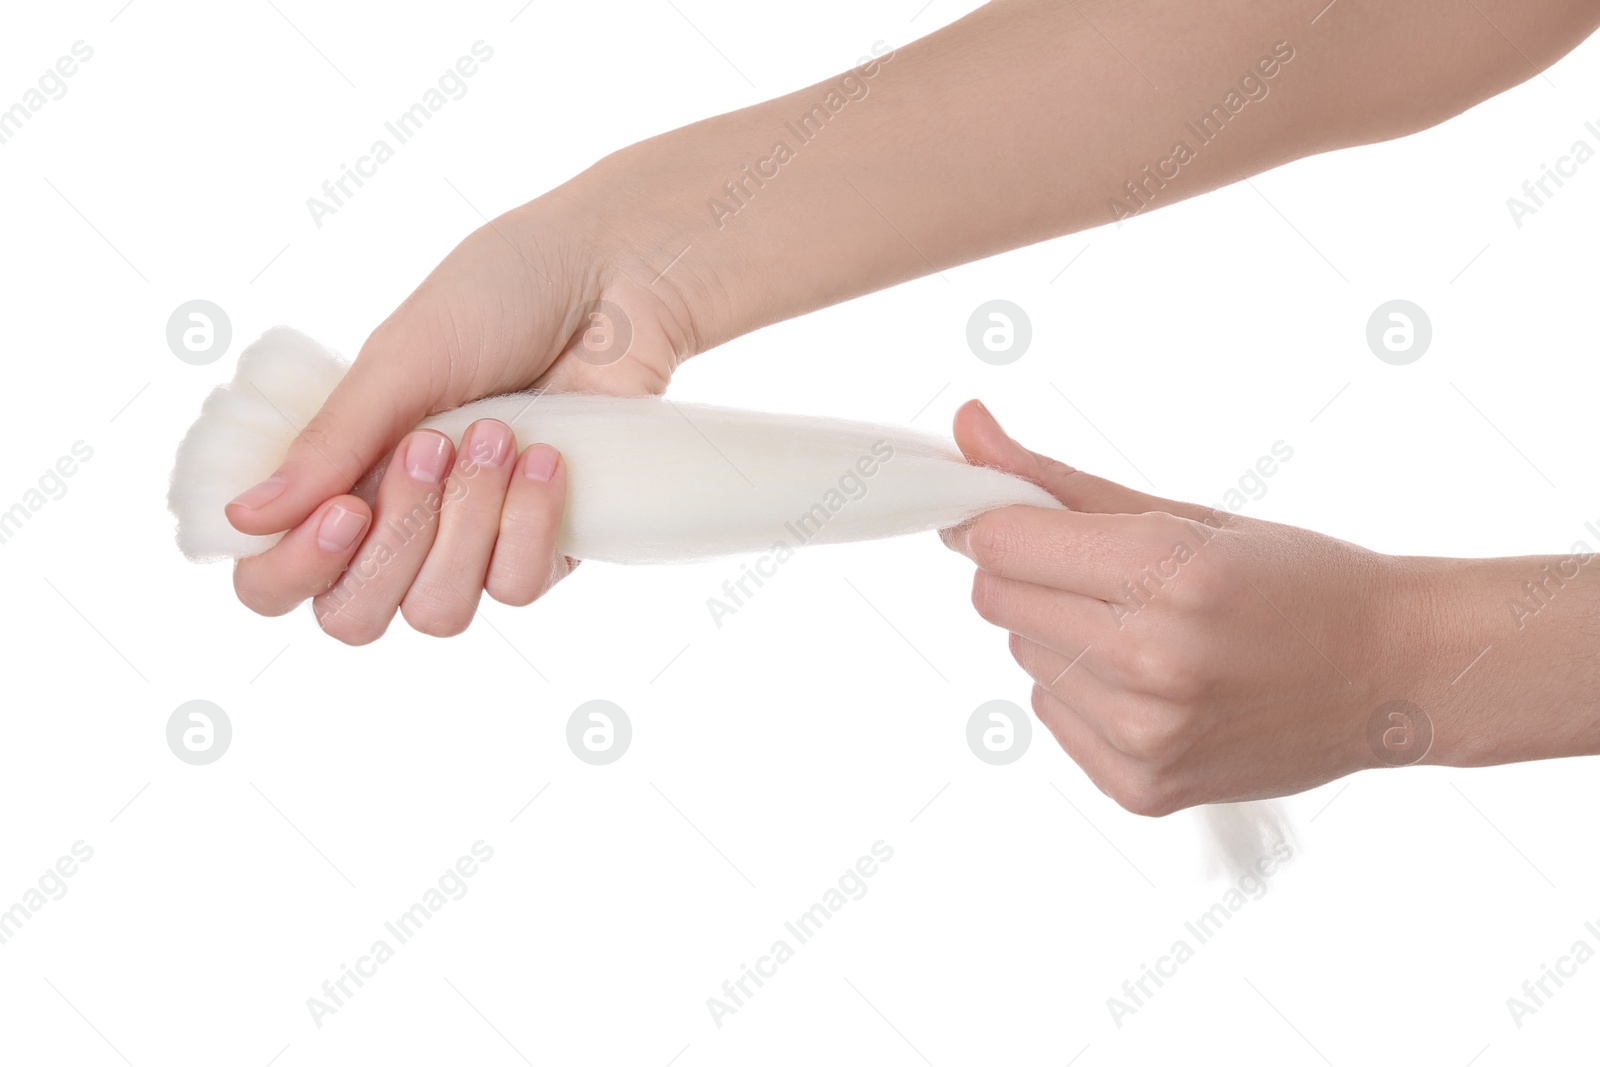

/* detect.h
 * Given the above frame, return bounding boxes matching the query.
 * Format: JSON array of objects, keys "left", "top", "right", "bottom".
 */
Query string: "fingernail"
[
  {"left": 229, "top": 473, "right": 287, "bottom": 510},
  {"left": 466, "top": 421, "right": 511, "bottom": 468},
  {"left": 522, "top": 444, "right": 559, "bottom": 482},
  {"left": 405, "top": 433, "right": 452, "bottom": 484},
  {"left": 316, "top": 504, "right": 367, "bottom": 553}
]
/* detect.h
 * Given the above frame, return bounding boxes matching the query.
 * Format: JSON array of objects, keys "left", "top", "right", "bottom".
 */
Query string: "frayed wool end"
[{"left": 167, "top": 326, "right": 348, "bottom": 562}]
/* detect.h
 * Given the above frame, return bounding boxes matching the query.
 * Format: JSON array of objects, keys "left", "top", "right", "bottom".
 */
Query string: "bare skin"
[
  {"left": 221, "top": 0, "right": 1600, "bottom": 808},
  {"left": 941, "top": 402, "right": 1600, "bottom": 814}
]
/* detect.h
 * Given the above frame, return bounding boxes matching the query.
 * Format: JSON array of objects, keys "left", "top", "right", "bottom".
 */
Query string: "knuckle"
[
  {"left": 1144, "top": 512, "right": 1190, "bottom": 537},
  {"left": 380, "top": 498, "right": 443, "bottom": 545},
  {"left": 1171, "top": 543, "right": 1236, "bottom": 607},
  {"left": 400, "top": 577, "right": 472, "bottom": 637},
  {"left": 485, "top": 565, "right": 545, "bottom": 608},
  {"left": 313, "top": 582, "right": 387, "bottom": 645},
  {"left": 486, "top": 541, "right": 563, "bottom": 605},
  {"left": 1121, "top": 640, "right": 1206, "bottom": 702},
  {"left": 1108, "top": 770, "right": 1180, "bottom": 818},
  {"left": 361, "top": 305, "right": 443, "bottom": 364},
  {"left": 401, "top": 601, "right": 470, "bottom": 638},
  {"left": 1112, "top": 707, "right": 1187, "bottom": 763},
  {"left": 315, "top": 598, "right": 384, "bottom": 646},
  {"left": 485, "top": 584, "right": 537, "bottom": 609},
  {"left": 970, "top": 570, "right": 1007, "bottom": 624},
  {"left": 967, "top": 514, "right": 1020, "bottom": 572},
  {"left": 1108, "top": 635, "right": 1149, "bottom": 680},
  {"left": 233, "top": 573, "right": 291, "bottom": 618},
  {"left": 1034, "top": 455, "right": 1078, "bottom": 486},
  {"left": 1146, "top": 651, "right": 1193, "bottom": 700},
  {"left": 1192, "top": 506, "right": 1235, "bottom": 534},
  {"left": 294, "top": 420, "right": 367, "bottom": 487},
  {"left": 1148, "top": 515, "right": 1201, "bottom": 557},
  {"left": 315, "top": 606, "right": 383, "bottom": 646},
  {"left": 442, "top": 476, "right": 508, "bottom": 521},
  {"left": 497, "top": 508, "right": 554, "bottom": 540}
]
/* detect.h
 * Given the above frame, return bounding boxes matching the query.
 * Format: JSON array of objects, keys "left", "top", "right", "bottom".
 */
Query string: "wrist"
[
  {"left": 555, "top": 39, "right": 912, "bottom": 357},
  {"left": 1388, "top": 551, "right": 1600, "bottom": 768},
  {"left": 1375, "top": 554, "right": 1495, "bottom": 768},
  {"left": 557, "top": 114, "right": 796, "bottom": 360}
]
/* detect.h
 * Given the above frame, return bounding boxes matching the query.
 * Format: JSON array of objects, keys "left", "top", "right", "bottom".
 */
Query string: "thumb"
[
  {"left": 226, "top": 336, "right": 433, "bottom": 536},
  {"left": 952, "top": 399, "right": 1200, "bottom": 517}
]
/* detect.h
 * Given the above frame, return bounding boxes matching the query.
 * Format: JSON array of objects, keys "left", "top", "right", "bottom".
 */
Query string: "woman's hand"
[
  {"left": 224, "top": 178, "right": 719, "bottom": 642},
  {"left": 230, "top": 420, "right": 579, "bottom": 644},
  {"left": 942, "top": 401, "right": 1422, "bottom": 815}
]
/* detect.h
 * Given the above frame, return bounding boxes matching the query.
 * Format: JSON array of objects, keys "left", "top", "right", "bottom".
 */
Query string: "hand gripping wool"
[{"left": 168, "top": 326, "right": 1289, "bottom": 868}]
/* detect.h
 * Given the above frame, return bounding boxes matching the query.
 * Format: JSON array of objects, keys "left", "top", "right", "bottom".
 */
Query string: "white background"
[{"left": 2, "top": 1, "right": 1598, "bottom": 1064}]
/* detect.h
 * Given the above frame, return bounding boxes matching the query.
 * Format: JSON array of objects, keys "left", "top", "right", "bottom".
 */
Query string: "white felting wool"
[
  {"left": 167, "top": 326, "right": 1288, "bottom": 868},
  {"left": 168, "top": 326, "right": 1065, "bottom": 564}
]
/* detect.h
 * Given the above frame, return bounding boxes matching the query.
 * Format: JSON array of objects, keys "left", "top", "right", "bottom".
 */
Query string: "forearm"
[
  {"left": 569, "top": 0, "right": 1597, "bottom": 351},
  {"left": 1401, "top": 550, "right": 1600, "bottom": 768}
]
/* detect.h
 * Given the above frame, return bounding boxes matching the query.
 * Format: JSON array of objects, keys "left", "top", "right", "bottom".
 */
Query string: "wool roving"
[{"left": 168, "top": 327, "right": 1067, "bottom": 564}]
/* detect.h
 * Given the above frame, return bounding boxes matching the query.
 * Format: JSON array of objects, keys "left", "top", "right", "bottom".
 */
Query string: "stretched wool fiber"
[
  {"left": 169, "top": 327, "right": 1067, "bottom": 564},
  {"left": 167, "top": 326, "right": 1289, "bottom": 868}
]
